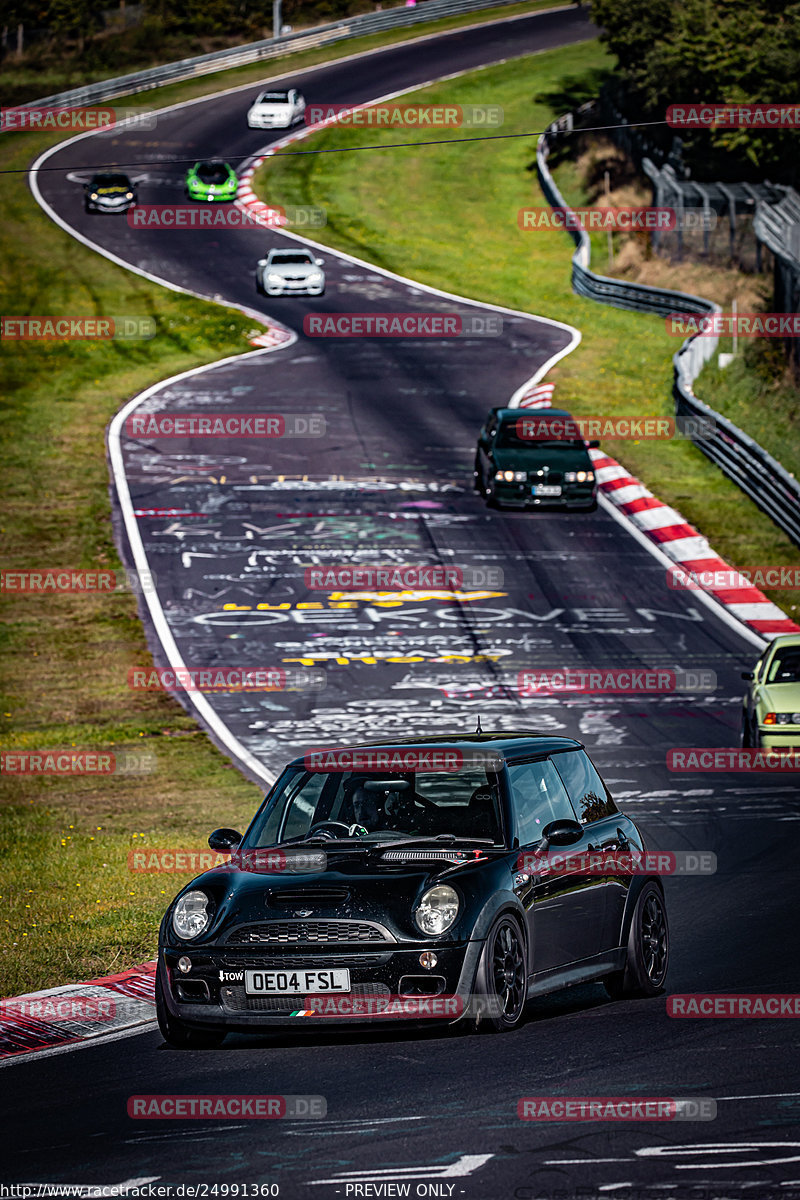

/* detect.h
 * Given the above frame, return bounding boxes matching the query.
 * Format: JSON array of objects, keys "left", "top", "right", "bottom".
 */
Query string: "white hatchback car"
[
  {"left": 256, "top": 248, "right": 325, "bottom": 296},
  {"left": 247, "top": 88, "right": 306, "bottom": 129}
]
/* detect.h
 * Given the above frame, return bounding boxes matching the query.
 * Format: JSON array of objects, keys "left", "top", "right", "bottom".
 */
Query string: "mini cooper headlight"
[
  {"left": 90, "top": 193, "right": 98, "bottom": 200},
  {"left": 173, "top": 890, "right": 211, "bottom": 939},
  {"left": 125, "top": 192, "right": 133, "bottom": 200},
  {"left": 415, "top": 884, "right": 459, "bottom": 936}
]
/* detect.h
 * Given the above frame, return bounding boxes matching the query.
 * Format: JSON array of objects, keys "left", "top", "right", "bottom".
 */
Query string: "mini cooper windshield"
[{"left": 244, "top": 766, "right": 506, "bottom": 847}]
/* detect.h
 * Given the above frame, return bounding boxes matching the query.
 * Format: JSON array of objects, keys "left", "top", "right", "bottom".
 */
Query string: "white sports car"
[
  {"left": 247, "top": 89, "right": 306, "bottom": 129},
  {"left": 256, "top": 248, "right": 325, "bottom": 296}
]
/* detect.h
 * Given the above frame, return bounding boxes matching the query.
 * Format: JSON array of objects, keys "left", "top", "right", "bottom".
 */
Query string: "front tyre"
[
  {"left": 155, "top": 967, "right": 226, "bottom": 1049},
  {"left": 605, "top": 881, "right": 669, "bottom": 1000},
  {"left": 471, "top": 914, "right": 527, "bottom": 1032}
]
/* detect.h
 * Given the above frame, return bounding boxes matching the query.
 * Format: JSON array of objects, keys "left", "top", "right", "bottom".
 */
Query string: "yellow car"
[{"left": 741, "top": 634, "right": 800, "bottom": 748}]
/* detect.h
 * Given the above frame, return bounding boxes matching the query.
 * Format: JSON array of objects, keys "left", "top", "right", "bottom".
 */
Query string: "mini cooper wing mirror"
[
  {"left": 208, "top": 827, "right": 242, "bottom": 851},
  {"left": 741, "top": 670, "right": 755, "bottom": 680},
  {"left": 539, "top": 818, "right": 583, "bottom": 850}
]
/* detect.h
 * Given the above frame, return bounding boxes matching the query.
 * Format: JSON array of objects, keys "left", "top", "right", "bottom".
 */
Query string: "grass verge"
[
  {"left": 253, "top": 39, "right": 800, "bottom": 613},
  {"left": 0, "top": 114, "right": 271, "bottom": 1003}
]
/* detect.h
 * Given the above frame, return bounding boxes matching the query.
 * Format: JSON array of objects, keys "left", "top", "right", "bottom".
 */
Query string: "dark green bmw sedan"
[{"left": 474, "top": 407, "right": 598, "bottom": 511}]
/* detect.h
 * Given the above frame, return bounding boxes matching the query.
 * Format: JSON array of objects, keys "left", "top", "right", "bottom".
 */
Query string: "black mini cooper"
[{"left": 156, "top": 733, "right": 669, "bottom": 1047}]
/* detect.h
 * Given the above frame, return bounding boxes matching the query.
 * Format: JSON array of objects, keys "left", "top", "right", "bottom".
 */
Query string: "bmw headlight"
[
  {"left": 308, "top": 272, "right": 323, "bottom": 283},
  {"left": 172, "top": 890, "right": 212, "bottom": 940},
  {"left": 415, "top": 884, "right": 459, "bottom": 936},
  {"left": 267, "top": 272, "right": 283, "bottom": 284},
  {"left": 765, "top": 712, "right": 800, "bottom": 726}
]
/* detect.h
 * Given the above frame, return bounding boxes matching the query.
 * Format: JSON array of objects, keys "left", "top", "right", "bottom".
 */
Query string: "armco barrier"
[
  {"left": 16, "top": 0, "right": 548, "bottom": 110},
  {"left": 537, "top": 112, "right": 800, "bottom": 549}
]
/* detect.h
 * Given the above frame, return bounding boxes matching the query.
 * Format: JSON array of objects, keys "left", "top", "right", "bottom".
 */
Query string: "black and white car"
[
  {"left": 256, "top": 248, "right": 325, "bottom": 296},
  {"left": 83, "top": 172, "right": 137, "bottom": 214},
  {"left": 247, "top": 89, "right": 306, "bottom": 129}
]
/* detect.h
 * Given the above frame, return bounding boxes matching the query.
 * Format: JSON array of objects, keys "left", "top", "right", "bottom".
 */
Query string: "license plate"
[
  {"left": 533, "top": 484, "right": 562, "bottom": 497},
  {"left": 244, "top": 968, "right": 350, "bottom": 995}
]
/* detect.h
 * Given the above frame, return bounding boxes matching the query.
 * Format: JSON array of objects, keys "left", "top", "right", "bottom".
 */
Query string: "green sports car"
[
  {"left": 184, "top": 161, "right": 238, "bottom": 203},
  {"left": 741, "top": 634, "right": 800, "bottom": 748}
]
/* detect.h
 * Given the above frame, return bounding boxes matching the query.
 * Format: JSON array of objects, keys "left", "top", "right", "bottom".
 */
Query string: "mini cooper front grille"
[
  {"left": 225, "top": 920, "right": 394, "bottom": 945},
  {"left": 222, "top": 982, "right": 391, "bottom": 1013},
  {"left": 220, "top": 952, "right": 392, "bottom": 970}
]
